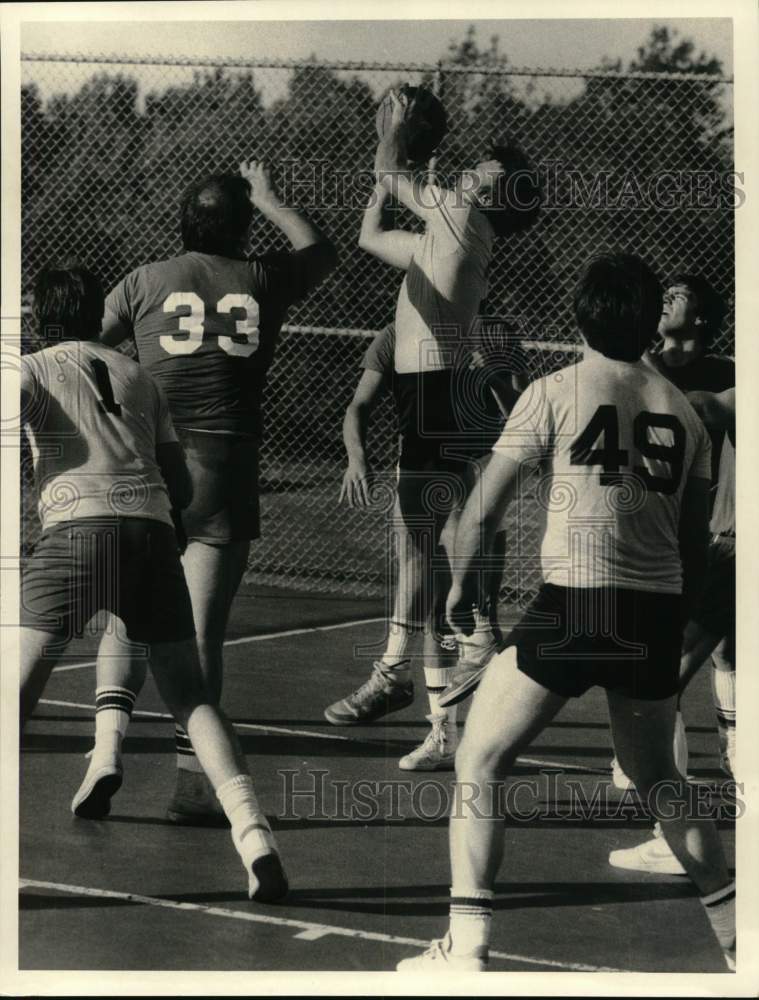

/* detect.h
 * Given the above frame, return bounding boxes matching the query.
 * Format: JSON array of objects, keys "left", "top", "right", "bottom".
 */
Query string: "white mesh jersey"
[
  {"left": 21, "top": 341, "right": 176, "bottom": 532},
  {"left": 494, "top": 349, "right": 712, "bottom": 592},
  {"left": 394, "top": 186, "right": 493, "bottom": 374}
]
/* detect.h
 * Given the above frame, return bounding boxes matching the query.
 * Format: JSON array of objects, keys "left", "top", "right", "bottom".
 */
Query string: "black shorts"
[
  {"left": 21, "top": 517, "right": 195, "bottom": 644},
  {"left": 691, "top": 534, "right": 735, "bottom": 653},
  {"left": 506, "top": 584, "right": 684, "bottom": 700},
  {"left": 176, "top": 427, "right": 260, "bottom": 546},
  {"left": 396, "top": 443, "right": 474, "bottom": 525}
]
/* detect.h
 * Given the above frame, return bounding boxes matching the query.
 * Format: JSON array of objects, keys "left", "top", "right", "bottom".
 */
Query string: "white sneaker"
[
  {"left": 608, "top": 823, "right": 686, "bottom": 875},
  {"left": 610, "top": 756, "right": 635, "bottom": 791},
  {"left": 71, "top": 748, "right": 123, "bottom": 819},
  {"left": 398, "top": 713, "right": 458, "bottom": 771},
  {"left": 397, "top": 932, "right": 487, "bottom": 971}
]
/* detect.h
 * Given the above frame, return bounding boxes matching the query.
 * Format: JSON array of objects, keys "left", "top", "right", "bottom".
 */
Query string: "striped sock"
[
  {"left": 424, "top": 666, "right": 458, "bottom": 723},
  {"left": 94, "top": 686, "right": 136, "bottom": 758},
  {"left": 449, "top": 887, "right": 493, "bottom": 956},
  {"left": 701, "top": 881, "right": 735, "bottom": 954},
  {"left": 175, "top": 725, "right": 204, "bottom": 773},
  {"left": 380, "top": 621, "right": 413, "bottom": 676},
  {"left": 216, "top": 774, "right": 277, "bottom": 867}
]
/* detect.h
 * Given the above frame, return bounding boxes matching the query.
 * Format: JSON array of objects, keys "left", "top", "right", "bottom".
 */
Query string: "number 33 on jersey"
[
  {"left": 160, "top": 292, "right": 260, "bottom": 357},
  {"left": 105, "top": 251, "right": 305, "bottom": 437}
]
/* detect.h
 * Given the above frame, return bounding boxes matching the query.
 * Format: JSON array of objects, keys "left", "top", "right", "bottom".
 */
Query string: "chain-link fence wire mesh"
[{"left": 20, "top": 54, "right": 735, "bottom": 600}]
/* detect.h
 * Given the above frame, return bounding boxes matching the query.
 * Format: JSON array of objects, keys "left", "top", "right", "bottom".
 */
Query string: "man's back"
[
  {"left": 106, "top": 250, "right": 316, "bottom": 436},
  {"left": 22, "top": 341, "right": 174, "bottom": 530},
  {"left": 500, "top": 350, "right": 712, "bottom": 592},
  {"left": 394, "top": 188, "right": 493, "bottom": 374}
]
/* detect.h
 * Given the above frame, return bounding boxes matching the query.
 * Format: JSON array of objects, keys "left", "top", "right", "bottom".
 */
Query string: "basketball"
[{"left": 375, "top": 84, "right": 447, "bottom": 164}]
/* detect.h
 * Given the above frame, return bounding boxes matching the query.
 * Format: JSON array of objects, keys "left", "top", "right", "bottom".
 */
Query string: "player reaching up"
[
  {"left": 325, "top": 88, "right": 539, "bottom": 733},
  {"left": 73, "top": 162, "right": 337, "bottom": 824},
  {"left": 398, "top": 254, "right": 735, "bottom": 972},
  {"left": 335, "top": 321, "right": 516, "bottom": 769},
  {"left": 20, "top": 264, "right": 287, "bottom": 901}
]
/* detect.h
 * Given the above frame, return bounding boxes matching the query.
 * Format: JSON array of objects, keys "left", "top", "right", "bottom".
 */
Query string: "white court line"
[
  {"left": 36, "top": 696, "right": 605, "bottom": 772},
  {"left": 18, "top": 877, "right": 627, "bottom": 973},
  {"left": 38, "top": 699, "right": 354, "bottom": 743},
  {"left": 52, "top": 616, "right": 387, "bottom": 672}
]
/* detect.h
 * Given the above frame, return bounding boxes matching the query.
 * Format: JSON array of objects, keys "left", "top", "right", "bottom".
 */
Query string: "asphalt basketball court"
[{"left": 19, "top": 579, "right": 736, "bottom": 973}]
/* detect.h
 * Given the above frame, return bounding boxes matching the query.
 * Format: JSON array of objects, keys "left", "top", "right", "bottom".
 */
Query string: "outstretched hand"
[
  {"left": 240, "top": 159, "right": 281, "bottom": 210},
  {"left": 339, "top": 462, "right": 373, "bottom": 509},
  {"left": 387, "top": 87, "right": 415, "bottom": 128}
]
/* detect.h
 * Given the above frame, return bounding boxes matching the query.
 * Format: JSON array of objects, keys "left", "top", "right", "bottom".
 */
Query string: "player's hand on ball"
[
  {"left": 446, "top": 583, "right": 476, "bottom": 637},
  {"left": 339, "top": 461, "right": 372, "bottom": 509},
  {"left": 240, "top": 159, "right": 280, "bottom": 210},
  {"left": 388, "top": 87, "right": 413, "bottom": 128}
]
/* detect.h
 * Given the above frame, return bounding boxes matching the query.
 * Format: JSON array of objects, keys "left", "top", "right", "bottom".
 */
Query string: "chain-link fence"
[{"left": 20, "top": 53, "right": 735, "bottom": 599}]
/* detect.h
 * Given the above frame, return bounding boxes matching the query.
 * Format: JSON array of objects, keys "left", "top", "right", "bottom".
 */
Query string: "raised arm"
[
  {"left": 374, "top": 89, "right": 447, "bottom": 225},
  {"left": 240, "top": 159, "right": 338, "bottom": 286},
  {"left": 358, "top": 182, "right": 420, "bottom": 270}
]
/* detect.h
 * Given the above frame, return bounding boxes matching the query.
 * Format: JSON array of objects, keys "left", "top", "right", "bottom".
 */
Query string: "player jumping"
[
  {"left": 335, "top": 320, "right": 517, "bottom": 768},
  {"left": 20, "top": 263, "right": 288, "bottom": 901},
  {"left": 73, "top": 163, "right": 337, "bottom": 824},
  {"left": 397, "top": 254, "right": 735, "bottom": 972},
  {"left": 325, "top": 88, "right": 539, "bottom": 739}
]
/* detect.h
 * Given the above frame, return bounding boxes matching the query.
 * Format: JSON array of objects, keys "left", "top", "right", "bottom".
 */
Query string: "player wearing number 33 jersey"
[
  {"left": 106, "top": 250, "right": 312, "bottom": 439},
  {"left": 92, "top": 168, "right": 336, "bottom": 828}
]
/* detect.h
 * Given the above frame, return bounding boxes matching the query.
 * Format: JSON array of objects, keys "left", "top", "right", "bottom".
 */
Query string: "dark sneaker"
[
  {"left": 248, "top": 850, "right": 289, "bottom": 903},
  {"left": 324, "top": 662, "right": 414, "bottom": 725},
  {"left": 166, "top": 768, "right": 230, "bottom": 827},
  {"left": 71, "top": 749, "right": 123, "bottom": 819}
]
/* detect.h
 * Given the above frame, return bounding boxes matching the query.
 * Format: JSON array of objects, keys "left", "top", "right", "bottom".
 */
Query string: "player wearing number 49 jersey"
[
  {"left": 399, "top": 254, "right": 735, "bottom": 973},
  {"left": 80, "top": 164, "right": 337, "bottom": 826}
]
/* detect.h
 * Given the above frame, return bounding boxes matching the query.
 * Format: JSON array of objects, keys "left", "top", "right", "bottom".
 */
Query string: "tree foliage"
[{"left": 21, "top": 22, "right": 734, "bottom": 350}]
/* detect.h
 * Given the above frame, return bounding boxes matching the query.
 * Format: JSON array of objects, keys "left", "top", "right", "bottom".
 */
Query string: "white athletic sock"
[
  {"left": 449, "top": 887, "right": 494, "bottom": 955},
  {"left": 94, "top": 686, "right": 136, "bottom": 758},
  {"left": 216, "top": 774, "right": 277, "bottom": 866},
  {"left": 175, "top": 725, "right": 204, "bottom": 773},
  {"left": 380, "top": 621, "right": 413, "bottom": 676},
  {"left": 701, "top": 881, "right": 736, "bottom": 952},
  {"left": 712, "top": 667, "right": 736, "bottom": 729},
  {"left": 424, "top": 666, "right": 458, "bottom": 723}
]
